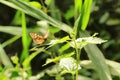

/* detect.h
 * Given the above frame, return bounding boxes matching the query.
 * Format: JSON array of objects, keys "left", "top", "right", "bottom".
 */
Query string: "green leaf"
[
  {"left": 0, "top": 0, "right": 73, "bottom": 34},
  {"left": 85, "top": 45, "right": 112, "bottom": 80},
  {"left": 46, "top": 0, "right": 62, "bottom": 21},
  {"left": 29, "top": 1, "right": 41, "bottom": 9},
  {"left": 59, "top": 42, "right": 71, "bottom": 53},
  {"left": 0, "top": 44, "right": 13, "bottom": 68},
  {"left": 78, "top": 75, "right": 93, "bottom": 80},
  {"left": 11, "top": 55, "right": 19, "bottom": 64},
  {"left": 81, "top": 0, "right": 92, "bottom": 30},
  {"left": 48, "top": 26, "right": 60, "bottom": 34},
  {"left": 22, "top": 48, "right": 44, "bottom": 68},
  {"left": 0, "top": 26, "right": 22, "bottom": 35},
  {"left": 64, "top": 6, "right": 74, "bottom": 20},
  {"left": 106, "top": 18, "right": 120, "bottom": 25},
  {"left": 106, "top": 60, "right": 120, "bottom": 76},
  {"left": 49, "top": 36, "right": 70, "bottom": 46},
  {"left": 75, "top": 0, "right": 92, "bottom": 30},
  {"left": 80, "top": 60, "right": 120, "bottom": 76},
  {"left": 43, "top": 52, "right": 75, "bottom": 66},
  {"left": 59, "top": 57, "right": 81, "bottom": 71},
  {"left": 99, "top": 12, "right": 109, "bottom": 24},
  {"left": 74, "top": 0, "right": 82, "bottom": 19},
  {"left": 80, "top": 31, "right": 112, "bottom": 80},
  {"left": 20, "top": 12, "right": 30, "bottom": 63},
  {"left": 73, "top": 0, "right": 92, "bottom": 37},
  {"left": 2, "top": 35, "right": 21, "bottom": 48},
  {"left": 70, "top": 35, "right": 107, "bottom": 49}
]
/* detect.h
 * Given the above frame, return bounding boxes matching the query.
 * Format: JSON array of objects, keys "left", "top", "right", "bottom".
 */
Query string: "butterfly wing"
[
  {"left": 44, "top": 31, "right": 49, "bottom": 39},
  {"left": 30, "top": 33, "right": 45, "bottom": 45}
]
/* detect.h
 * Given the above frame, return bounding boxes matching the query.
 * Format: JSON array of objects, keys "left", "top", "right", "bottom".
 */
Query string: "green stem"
[
  {"left": 73, "top": 39, "right": 82, "bottom": 80},
  {"left": 73, "top": 39, "right": 78, "bottom": 80},
  {"left": 20, "top": 12, "right": 29, "bottom": 62},
  {"left": 75, "top": 47, "right": 79, "bottom": 80},
  {"left": 76, "top": 48, "right": 81, "bottom": 80},
  {"left": 72, "top": 73, "right": 75, "bottom": 80}
]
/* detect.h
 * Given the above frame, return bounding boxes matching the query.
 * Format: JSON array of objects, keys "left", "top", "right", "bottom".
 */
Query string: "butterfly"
[{"left": 30, "top": 31, "right": 49, "bottom": 45}]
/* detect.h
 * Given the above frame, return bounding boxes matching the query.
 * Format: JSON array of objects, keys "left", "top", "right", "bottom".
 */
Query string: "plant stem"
[
  {"left": 75, "top": 47, "right": 79, "bottom": 80},
  {"left": 73, "top": 38, "right": 82, "bottom": 80},
  {"left": 76, "top": 48, "right": 81, "bottom": 80},
  {"left": 73, "top": 38, "right": 80, "bottom": 80}
]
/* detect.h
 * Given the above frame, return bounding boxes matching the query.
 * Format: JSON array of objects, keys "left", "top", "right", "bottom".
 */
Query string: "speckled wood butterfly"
[{"left": 30, "top": 31, "right": 49, "bottom": 45}]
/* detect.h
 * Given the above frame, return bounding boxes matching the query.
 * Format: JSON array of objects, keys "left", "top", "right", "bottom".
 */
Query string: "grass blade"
[
  {"left": 0, "top": 44, "right": 13, "bottom": 68},
  {"left": 0, "top": 0, "right": 72, "bottom": 34},
  {"left": 2, "top": 35, "right": 21, "bottom": 48},
  {"left": 74, "top": 0, "right": 82, "bottom": 19},
  {"left": 20, "top": 12, "right": 30, "bottom": 62},
  {"left": 80, "top": 31, "right": 112, "bottom": 80},
  {"left": 0, "top": 26, "right": 22, "bottom": 35}
]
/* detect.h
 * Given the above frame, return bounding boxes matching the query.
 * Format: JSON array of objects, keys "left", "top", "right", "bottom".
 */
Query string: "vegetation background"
[{"left": 0, "top": 0, "right": 120, "bottom": 80}]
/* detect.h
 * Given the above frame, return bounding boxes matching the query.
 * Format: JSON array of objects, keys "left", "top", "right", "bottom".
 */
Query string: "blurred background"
[
  {"left": 0, "top": 0, "right": 120, "bottom": 61},
  {"left": 0, "top": 0, "right": 120, "bottom": 79}
]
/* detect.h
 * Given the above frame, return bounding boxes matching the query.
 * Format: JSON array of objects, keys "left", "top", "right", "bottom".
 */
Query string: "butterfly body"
[{"left": 30, "top": 31, "right": 49, "bottom": 45}]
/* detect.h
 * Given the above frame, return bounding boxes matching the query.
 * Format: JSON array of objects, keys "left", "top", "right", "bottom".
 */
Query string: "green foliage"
[
  {"left": 28, "top": 1, "right": 41, "bottom": 9},
  {"left": 59, "top": 57, "right": 81, "bottom": 74},
  {"left": 71, "top": 33, "right": 107, "bottom": 49},
  {"left": 0, "top": 45, "right": 13, "bottom": 68},
  {"left": 43, "top": 52, "right": 75, "bottom": 66},
  {"left": 0, "top": 0, "right": 120, "bottom": 80}
]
